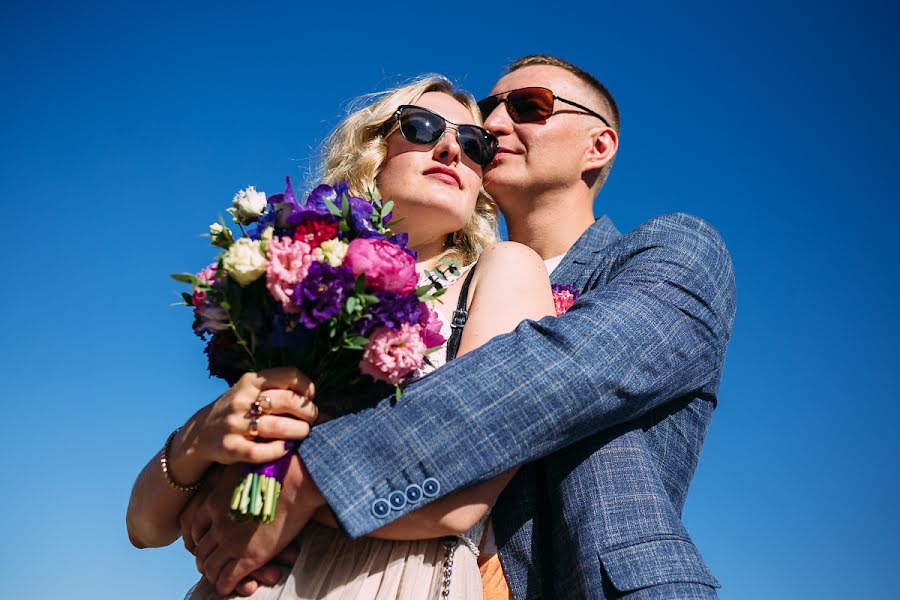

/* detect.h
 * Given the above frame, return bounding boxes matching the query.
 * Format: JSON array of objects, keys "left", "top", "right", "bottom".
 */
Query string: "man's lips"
[
  {"left": 423, "top": 166, "right": 461, "bottom": 188},
  {"left": 489, "top": 148, "right": 520, "bottom": 168}
]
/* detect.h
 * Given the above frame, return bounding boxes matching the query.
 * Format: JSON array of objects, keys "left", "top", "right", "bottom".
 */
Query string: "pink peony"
[
  {"left": 266, "top": 236, "right": 317, "bottom": 313},
  {"left": 359, "top": 323, "right": 427, "bottom": 385},
  {"left": 343, "top": 238, "right": 417, "bottom": 294},
  {"left": 418, "top": 307, "right": 446, "bottom": 349}
]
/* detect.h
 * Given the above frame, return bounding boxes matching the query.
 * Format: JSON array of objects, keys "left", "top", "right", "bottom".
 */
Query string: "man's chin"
[{"left": 484, "top": 168, "right": 523, "bottom": 198}]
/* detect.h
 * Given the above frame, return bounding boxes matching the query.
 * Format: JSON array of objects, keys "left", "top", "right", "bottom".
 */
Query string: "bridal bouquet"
[{"left": 173, "top": 178, "right": 451, "bottom": 522}]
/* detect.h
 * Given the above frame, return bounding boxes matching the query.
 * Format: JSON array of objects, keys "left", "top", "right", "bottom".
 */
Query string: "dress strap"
[{"left": 445, "top": 263, "right": 478, "bottom": 362}]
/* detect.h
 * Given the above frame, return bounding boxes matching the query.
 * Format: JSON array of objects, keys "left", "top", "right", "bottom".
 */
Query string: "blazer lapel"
[{"left": 550, "top": 215, "right": 621, "bottom": 287}]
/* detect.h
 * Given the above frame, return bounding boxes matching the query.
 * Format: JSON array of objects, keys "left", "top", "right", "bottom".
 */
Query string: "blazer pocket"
[{"left": 598, "top": 538, "right": 721, "bottom": 593}]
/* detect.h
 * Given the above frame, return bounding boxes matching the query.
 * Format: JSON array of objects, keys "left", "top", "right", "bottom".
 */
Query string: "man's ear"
[{"left": 584, "top": 126, "right": 618, "bottom": 173}]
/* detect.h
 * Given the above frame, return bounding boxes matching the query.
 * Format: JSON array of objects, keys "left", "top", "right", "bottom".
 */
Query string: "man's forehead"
[{"left": 488, "top": 64, "right": 586, "bottom": 98}]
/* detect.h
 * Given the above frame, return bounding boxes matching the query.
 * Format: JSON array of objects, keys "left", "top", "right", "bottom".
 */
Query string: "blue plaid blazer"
[{"left": 300, "top": 213, "right": 736, "bottom": 599}]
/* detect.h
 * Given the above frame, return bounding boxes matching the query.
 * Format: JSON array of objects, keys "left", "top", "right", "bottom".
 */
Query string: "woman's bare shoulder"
[
  {"left": 476, "top": 241, "right": 546, "bottom": 275},
  {"left": 471, "top": 241, "right": 551, "bottom": 298}
]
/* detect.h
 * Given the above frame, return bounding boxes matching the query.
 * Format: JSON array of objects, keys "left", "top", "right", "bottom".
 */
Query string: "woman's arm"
[
  {"left": 313, "top": 242, "right": 555, "bottom": 540},
  {"left": 126, "top": 369, "right": 318, "bottom": 548}
]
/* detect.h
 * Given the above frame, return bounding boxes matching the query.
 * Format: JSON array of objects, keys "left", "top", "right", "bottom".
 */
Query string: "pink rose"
[
  {"left": 266, "top": 236, "right": 317, "bottom": 313},
  {"left": 343, "top": 238, "right": 417, "bottom": 294},
  {"left": 359, "top": 324, "right": 427, "bottom": 385},
  {"left": 418, "top": 307, "right": 446, "bottom": 349}
]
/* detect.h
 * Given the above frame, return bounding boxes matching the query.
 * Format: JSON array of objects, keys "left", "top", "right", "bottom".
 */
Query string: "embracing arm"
[
  {"left": 312, "top": 242, "right": 555, "bottom": 539},
  {"left": 300, "top": 213, "right": 737, "bottom": 538}
]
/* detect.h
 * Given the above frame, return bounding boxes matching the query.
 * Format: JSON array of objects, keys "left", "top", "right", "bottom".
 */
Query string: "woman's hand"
[{"left": 178, "top": 367, "right": 318, "bottom": 467}]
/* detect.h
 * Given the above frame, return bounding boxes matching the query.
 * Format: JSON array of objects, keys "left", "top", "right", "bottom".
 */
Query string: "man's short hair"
[{"left": 506, "top": 54, "right": 619, "bottom": 190}]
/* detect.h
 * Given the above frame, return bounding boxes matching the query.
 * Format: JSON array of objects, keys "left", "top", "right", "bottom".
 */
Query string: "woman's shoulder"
[
  {"left": 471, "top": 241, "right": 550, "bottom": 296},
  {"left": 476, "top": 241, "right": 546, "bottom": 274}
]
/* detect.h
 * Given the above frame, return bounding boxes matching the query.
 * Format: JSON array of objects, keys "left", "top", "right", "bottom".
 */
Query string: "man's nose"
[{"left": 483, "top": 101, "right": 513, "bottom": 136}]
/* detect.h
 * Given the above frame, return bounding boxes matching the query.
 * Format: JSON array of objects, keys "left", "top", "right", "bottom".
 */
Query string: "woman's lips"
[{"left": 423, "top": 167, "right": 461, "bottom": 188}]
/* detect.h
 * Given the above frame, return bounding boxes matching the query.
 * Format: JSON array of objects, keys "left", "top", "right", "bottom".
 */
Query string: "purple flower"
[
  {"left": 293, "top": 262, "right": 355, "bottom": 328},
  {"left": 266, "top": 176, "right": 305, "bottom": 231},
  {"left": 348, "top": 196, "right": 384, "bottom": 239},
  {"left": 389, "top": 232, "right": 416, "bottom": 259},
  {"left": 305, "top": 184, "right": 339, "bottom": 214},
  {"left": 354, "top": 291, "right": 423, "bottom": 336}
]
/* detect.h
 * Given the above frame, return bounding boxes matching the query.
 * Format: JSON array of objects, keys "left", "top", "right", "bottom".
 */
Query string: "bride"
[{"left": 126, "top": 75, "right": 555, "bottom": 598}]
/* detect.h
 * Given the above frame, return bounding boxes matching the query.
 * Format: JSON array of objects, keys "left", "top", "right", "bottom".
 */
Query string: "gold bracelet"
[{"left": 160, "top": 428, "right": 201, "bottom": 493}]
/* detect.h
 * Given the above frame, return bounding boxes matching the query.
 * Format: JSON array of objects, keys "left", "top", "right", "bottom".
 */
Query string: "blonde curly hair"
[{"left": 316, "top": 75, "right": 498, "bottom": 266}]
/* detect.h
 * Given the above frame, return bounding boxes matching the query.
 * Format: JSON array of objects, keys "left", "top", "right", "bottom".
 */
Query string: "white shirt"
[{"left": 544, "top": 254, "right": 566, "bottom": 274}]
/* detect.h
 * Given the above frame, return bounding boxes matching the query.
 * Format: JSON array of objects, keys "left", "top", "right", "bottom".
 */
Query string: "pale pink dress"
[{"left": 186, "top": 264, "right": 487, "bottom": 600}]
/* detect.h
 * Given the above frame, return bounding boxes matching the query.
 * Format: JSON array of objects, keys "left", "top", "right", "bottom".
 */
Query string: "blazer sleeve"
[{"left": 298, "top": 213, "right": 737, "bottom": 538}]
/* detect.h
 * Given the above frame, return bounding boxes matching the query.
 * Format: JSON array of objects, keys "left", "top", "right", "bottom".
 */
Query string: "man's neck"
[{"left": 504, "top": 190, "right": 596, "bottom": 260}]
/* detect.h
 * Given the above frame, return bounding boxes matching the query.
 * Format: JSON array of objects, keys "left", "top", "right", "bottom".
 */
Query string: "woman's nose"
[{"left": 433, "top": 125, "right": 462, "bottom": 164}]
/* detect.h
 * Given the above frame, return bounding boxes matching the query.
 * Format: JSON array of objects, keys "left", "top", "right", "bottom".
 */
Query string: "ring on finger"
[
  {"left": 259, "top": 395, "right": 273, "bottom": 415},
  {"left": 247, "top": 417, "right": 260, "bottom": 437}
]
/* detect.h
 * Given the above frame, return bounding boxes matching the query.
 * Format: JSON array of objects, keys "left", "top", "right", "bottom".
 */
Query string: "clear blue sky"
[{"left": 2, "top": 1, "right": 898, "bottom": 598}]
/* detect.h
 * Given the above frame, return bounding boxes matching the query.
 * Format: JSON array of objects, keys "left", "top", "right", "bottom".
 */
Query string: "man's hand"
[
  {"left": 180, "top": 454, "right": 325, "bottom": 596},
  {"left": 233, "top": 541, "right": 301, "bottom": 596}
]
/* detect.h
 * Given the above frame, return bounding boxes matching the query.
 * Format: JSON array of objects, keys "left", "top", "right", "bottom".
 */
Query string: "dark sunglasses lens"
[
  {"left": 477, "top": 97, "right": 502, "bottom": 121},
  {"left": 399, "top": 108, "right": 444, "bottom": 144},
  {"left": 508, "top": 88, "right": 554, "bottom": 122},
  {"left": 458, "top": 126, "right": 498, "bottom": 166}
]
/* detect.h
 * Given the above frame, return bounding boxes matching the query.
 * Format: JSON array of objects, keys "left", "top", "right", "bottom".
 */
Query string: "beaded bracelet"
[{"left": 160, "top": 428, "right": 201, "bottom": 493}]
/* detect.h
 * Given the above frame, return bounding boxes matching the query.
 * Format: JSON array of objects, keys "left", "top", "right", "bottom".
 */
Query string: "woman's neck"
[{"left": 412, "top": 237, "right": 449, "bottom": 273}]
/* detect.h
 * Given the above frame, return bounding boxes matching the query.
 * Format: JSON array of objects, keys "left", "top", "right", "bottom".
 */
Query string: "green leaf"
[
  {"left": 350, "top": 336, "right": 368, "bottom": 346},
  {"left": 354, "top": 274, "right": 367, "bottom": 294},
  {"left": 181, "top": 292, "right": 194, "bottom": 305},
  {"left": 345, "top": 296, "right": 359, "bottom": 314},
  {"left": 323, "top": 197, "right": 343, "bottom": 217},
  {"left": 361, "top": 294, "right": 380, "bottom": 304},
  {"left": 171, "top": 272, "right": 201, "bottom": 286},
  {"left": 381, "top": 200, "right": 394, "bottom": 216},
  {"left": 386, "top": 217, "right": 406, "bottom": 228},
  {"left": 394, "top": 386, "right": 403, "bottom": 403},
  {"left": 341, "top": 196, "right": 351, "bottom": 217}
]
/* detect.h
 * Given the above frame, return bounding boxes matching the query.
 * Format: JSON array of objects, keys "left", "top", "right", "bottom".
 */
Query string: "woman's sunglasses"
[
  {"left": 478, "top": 87, "right": 611, "bottom": 127},
  {"left": 390, "top": 105, "right": 500, "bottom": 167}
]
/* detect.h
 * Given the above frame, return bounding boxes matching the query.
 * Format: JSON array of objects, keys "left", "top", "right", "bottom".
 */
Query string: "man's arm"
[{"left": 300, "top": 213, "right": 736, "bottom": 539}]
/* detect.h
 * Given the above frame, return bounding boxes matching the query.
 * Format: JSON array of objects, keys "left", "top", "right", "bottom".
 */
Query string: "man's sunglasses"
[
  {"left": 478, "top": 87, "right": 611, "bottom": 128},
  {"left": 389, "top": 105, "right": 500, "bottom": 167}
]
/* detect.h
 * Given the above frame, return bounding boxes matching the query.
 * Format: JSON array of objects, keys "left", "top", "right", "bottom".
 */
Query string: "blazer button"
[
  {"left": 422, "top": 477, "right": 441, "bottom": 498},
  {"left": 388, "top": 490, "right": 407, "bottom": 511},
  {"left": 371, "top": 498, "right": 391, "bottom": 519},
  {"left": 405, "top": 483, "right": 423, "bottom": 503}
]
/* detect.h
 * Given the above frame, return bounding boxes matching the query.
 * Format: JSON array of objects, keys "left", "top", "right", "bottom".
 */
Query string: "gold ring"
[
  {"left": 247, "top": 417, "right": 259, "bottom": 437},
  {"left": 259, "top": 396, "right": 273, "bottom": 415}
]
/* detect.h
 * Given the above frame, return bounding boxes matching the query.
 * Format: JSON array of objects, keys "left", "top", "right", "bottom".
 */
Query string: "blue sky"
[{"left": 2, "top": 1, "right": 898, "bottom": 598}]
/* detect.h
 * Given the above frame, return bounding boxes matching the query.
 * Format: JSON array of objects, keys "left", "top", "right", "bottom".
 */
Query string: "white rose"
[
  {"left": 227, "top": 186, "right": 268, "bottom": 225},
  {"left": 222, "top": 238, "right": 267, "bottom": 286},
  {"left": 319, "top": 239, "right": 349, "bottom": 267},
  {"left": 209, "top": 223, "right": 224, "bottom": 235}
]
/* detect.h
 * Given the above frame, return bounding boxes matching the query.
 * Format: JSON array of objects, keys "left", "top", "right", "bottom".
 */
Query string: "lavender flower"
[
  {"left": 293, "top": 262, "right": 355, "bottom": 328},
  {"left": 348, "top": 196, "right": 384, "bottom": 239},
  {"left": 354, "top": 291, "right": 423, "bottom": 336}
]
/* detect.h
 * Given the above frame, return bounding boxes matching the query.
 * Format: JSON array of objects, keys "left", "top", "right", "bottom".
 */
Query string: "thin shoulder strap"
[{"left": 445, "top": 263, "right": 478, "bottom": 362}]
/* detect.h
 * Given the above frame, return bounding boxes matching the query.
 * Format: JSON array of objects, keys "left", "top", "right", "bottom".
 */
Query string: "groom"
[{"left": 184, "top": 55, "right": 736, "bottom": 599}]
